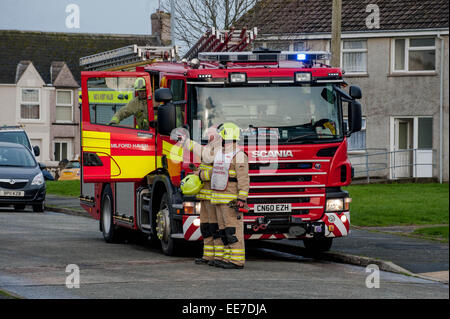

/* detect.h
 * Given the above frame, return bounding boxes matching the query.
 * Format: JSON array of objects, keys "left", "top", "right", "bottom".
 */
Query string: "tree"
[{"left": 160, "top": 0, "right": 259, "bottom": 54}]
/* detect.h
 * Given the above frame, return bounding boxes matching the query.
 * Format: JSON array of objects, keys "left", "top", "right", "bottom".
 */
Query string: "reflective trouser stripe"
[
  {"left": 203, "top": 245, "right": 214, "bottom": 257},
  {"left": 214, "top": 245, "right": 224, "bottom": 258},
  {"left": 223, "top": 248, "right": 231, "bottom": 262},
  {"left": 229, "top": 249, "right": 245, "bottom": 262}
]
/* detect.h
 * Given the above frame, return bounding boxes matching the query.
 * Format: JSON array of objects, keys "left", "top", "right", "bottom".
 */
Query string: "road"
[{"left": 0, "top": 208, "right": 448, "bottom": 299}]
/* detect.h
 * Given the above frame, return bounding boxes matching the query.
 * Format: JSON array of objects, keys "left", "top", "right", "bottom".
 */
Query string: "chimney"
[{"left": 151, "top": 10, "right": 171, "bottom": 46}]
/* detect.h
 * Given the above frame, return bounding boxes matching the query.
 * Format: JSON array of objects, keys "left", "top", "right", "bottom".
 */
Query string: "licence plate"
[
  {"left": 0, "top": 190, "right": 25, "bottom": 197},
  {"left": 254, "top": 203, "right": 292, "bottom": 213}
]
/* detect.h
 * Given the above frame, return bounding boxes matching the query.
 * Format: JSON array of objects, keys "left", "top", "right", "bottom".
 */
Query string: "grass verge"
[
  {"left": 45, "top": 180, "right": 80, "bottom": 197},
  {"left": 344, "top": 183, "right": 449, "bottom": 227},
  {"left": 412, "top": 226, "right": 449, "bottom": 243}
]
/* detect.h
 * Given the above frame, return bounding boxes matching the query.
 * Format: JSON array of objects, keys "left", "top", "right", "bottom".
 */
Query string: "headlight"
[
  {"left": 326, "top": 198, "right": 343, "bottom": 212},
  {"left": 31, "top": 172, "right": 44, "bottom": 186},
  {"left": 295, "top": 72, "right": 312, "bottom": 83}
]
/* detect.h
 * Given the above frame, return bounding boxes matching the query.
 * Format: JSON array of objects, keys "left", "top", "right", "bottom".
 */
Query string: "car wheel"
[
  {"left": 101, "top": 185, "right": 120, "bottom": 243},
  {"left": 14, "top": 204, "right": 26, "bottom": 211},
  {"left": 303, "top": 238, "right": 333, "bottom": 253},
  {"left": 32, "top": 202, "right": 44, "bottom": 212}
]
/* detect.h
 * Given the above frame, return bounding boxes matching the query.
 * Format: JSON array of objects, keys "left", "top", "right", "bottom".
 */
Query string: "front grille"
[
  {"left": 0, "top": 182, "right": 28, "bottom": 189},
  {"left": 250, "top": 175, "right": 312, "bottom": 183},
  {"left": 250, "top": 162, "right": 312, "bottom": 170},
  {"left": 248, "top": 197, "right": 310, "bottom": 204},
  {"left": 250, "top": 187, "right": 305, "bottom": 193}
]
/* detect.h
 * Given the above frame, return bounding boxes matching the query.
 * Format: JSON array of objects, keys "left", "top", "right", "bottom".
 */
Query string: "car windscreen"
[
  {"left": 0, "top": 146, "right": 36, "bottom": 167},
  {"left": 65, "top": 161, "right": 80, "bottom": 169},
  {"left": 0, "top": 131, "right": 32, "bottom": 150}
]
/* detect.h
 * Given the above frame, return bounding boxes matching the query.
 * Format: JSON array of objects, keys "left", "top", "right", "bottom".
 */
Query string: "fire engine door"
[{"left": 81, "top": 71, "right": 157, "bottom": 183}]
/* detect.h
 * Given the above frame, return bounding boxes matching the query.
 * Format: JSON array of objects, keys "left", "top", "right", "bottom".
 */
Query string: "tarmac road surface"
[{"left": 0, "top": 208, "right": 448, "bottom": 299}]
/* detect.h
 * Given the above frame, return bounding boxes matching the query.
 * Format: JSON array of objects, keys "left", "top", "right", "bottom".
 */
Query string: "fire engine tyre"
[
  {"left": 303, "top": 238, "right": 333, "bottom": 253},
  {"left": 156, "top": 192, "right": 176, "bottom": 256},
  {"left": 101, "top": 185, "right": 120, "bottom": 243}
]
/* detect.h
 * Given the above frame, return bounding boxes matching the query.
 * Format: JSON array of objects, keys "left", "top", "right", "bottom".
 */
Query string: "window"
[
  {"left": 344, "top": 118, "right": 366, "bottom": 151},
  {"left": 54, "top": 141, "right": 69, "bottom": 162},
  {"left": 87, "top": 77, "right": 150, "bottom": 130},
  {"left": 56, "top": 90, "right": 73, "bottom": 122},
  {"left": 418, "top": 117, "right": 433, "bottom": 149},
  {"left": 392, "top": 38, "right": 436, "bottom": 72},
  {"left": 342, "top": 40, "right": 368, "bottom": 74},
  {"left": 170, "top": 79, "right": 186, "bottom": 127},
  {"left": 20, "top": 88, "right": 40, "bottom": 120}
]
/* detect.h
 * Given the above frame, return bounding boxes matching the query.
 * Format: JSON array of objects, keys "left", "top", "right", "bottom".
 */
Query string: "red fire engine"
[{"left": 79, "top": 29, "right": 362, "bottom": 255}]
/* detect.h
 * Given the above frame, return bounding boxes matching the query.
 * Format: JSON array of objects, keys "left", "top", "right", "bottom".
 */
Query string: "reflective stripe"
[
  {"left": 199, "top": 164, "right": 212, "bottom": 170},
  {"left": 204, "top": 170, "right": 210, "bottom": 181},
  {"left": 230, "top": 256, "right": 245, "bottom": 261},
  {"left": 238, "top": 190, "right": 248, "bottom": 197},
  {"left": 188, "top": 141, "right": 195, "bottom": 151}
]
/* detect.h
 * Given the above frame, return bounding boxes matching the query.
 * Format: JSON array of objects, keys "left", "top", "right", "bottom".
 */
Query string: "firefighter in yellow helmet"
[
  {"left": 109, "top": 77, "right": 149, "bottom": 130},
  {"left": 177, "top": 126, "right": 226, "bottom": 266},
  {"left": 210, "top": 122, "right": 249, "bottom": 269}
]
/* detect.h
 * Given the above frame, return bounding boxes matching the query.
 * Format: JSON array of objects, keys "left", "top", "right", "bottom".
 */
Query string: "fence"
[{"left": 348, "top": 148, "right": 436, "bottom": 183}]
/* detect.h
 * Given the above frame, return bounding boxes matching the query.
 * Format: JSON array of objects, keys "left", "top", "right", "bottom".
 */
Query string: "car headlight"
[
  {"left": 31, "top": 172, "right": 44, "bottom": 186},
  {"left": 326, "top": 198, "right": 344, "bottom": 212}
]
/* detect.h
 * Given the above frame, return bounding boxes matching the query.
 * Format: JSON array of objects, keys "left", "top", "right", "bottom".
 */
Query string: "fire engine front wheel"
[
  {"left": 303, "top": 238, "right": 333, "bottom": 253},
  {"left": 156, "top": 193, "right": 176, "bottom": 256},
  {"left": 101, "top": 185, "right": 120, "bottom": 243}
]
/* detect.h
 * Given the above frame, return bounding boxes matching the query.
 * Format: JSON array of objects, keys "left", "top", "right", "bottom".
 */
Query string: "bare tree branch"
[{"left": 161, "top": 0, "right": 260, "bottom": 54}]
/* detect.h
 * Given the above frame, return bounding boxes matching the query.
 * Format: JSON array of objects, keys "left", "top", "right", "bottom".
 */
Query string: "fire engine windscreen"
[{"left": 193, "top": 84, "right": 341, "bottom": 142}]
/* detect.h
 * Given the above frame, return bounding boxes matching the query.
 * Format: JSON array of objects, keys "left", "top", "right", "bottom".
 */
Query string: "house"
[
  {"left": 0, "top": 25, "right": 165, "bottom": 166},
  {"left": 237, "top": 0, "right": 449, "bottom": 181}
]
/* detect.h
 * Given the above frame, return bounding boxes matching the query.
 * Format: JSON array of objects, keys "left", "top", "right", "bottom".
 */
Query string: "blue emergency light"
[
  {"left": 296, "top": 53, "right": 307, "bottom": 61},
  {"left": 197, "top": 51, "right": 331, "bottom": 63}
]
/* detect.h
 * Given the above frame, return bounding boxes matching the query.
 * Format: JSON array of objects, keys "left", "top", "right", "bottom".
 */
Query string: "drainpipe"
[{"left": 437, "top": 32, "right": 444, "bottom": 183}]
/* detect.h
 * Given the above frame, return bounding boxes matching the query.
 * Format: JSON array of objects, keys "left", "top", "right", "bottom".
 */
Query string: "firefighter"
[
  {"left": 210, "top": 122, "right": 249, "bottom": 269},
  {"left": 108, "top": 77, "right": 149, "bottom": 130},
  {"left": 177, "top": 126, "right": 226, "bottom": 267}
]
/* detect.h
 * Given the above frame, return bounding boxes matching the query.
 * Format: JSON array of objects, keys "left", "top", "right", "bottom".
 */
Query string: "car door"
[{"left": 80, "top": 71, "right": 157, "bottom": 183}]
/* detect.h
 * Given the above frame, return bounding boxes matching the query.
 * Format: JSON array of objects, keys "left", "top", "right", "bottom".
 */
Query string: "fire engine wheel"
[
  {"left": 303, "top": 238, "right": 333, "bottom": 253},
  {"left": 101, "top": 185, "right": 119, "bottom": 243},
  {"left": 156, "top": 193, "right": 176, "bottom": 256}
]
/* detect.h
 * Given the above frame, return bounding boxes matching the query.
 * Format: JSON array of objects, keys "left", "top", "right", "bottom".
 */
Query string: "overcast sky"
[{"left": 0, "top": 0, "right": 160, "bottom": 35}]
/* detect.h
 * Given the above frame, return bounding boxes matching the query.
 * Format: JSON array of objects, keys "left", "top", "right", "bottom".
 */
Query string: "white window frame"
[
  {"left": 340, "top": 39, "right": 368, "bottom": 76},
  {"left": 390, "top": 37, "right": 436, "bottom": 74},
  {"left": 20, "top": 88, "right": 41, "bottom": 121},
  {"left": 54, "top": 139, "right": 72, "bottom": 162},
  {"left": 344, "top": 117, "right": 367, "bottom": 154},
  {"left": 55, "top": 89, "right": 74, "bottom": 123}
]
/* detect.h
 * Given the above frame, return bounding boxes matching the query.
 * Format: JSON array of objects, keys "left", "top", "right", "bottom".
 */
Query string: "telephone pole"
[{"left": 330, "top": 0, "right": 342, "bottom": 67}]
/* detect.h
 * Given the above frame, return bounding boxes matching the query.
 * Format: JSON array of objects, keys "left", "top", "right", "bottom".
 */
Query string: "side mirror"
[
  {"left": 33, "top": 145, "right": 40, "bottom": 157},
  {"left": 157, "top": 102, "right": 177, "bottom": 136},
  {"left": 348, "top": 101, "right": 362, "bottom": 134},
  {"left": 154, "top": 88, "right": 173, "bottom": 103},
  {"left": 349, "top": 85, "right": 362, "bottom": 99}
]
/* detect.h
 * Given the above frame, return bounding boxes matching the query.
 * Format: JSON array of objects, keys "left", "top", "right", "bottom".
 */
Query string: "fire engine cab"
[{"left": 79, "top": 32, "right": 362, "bottom": 255}]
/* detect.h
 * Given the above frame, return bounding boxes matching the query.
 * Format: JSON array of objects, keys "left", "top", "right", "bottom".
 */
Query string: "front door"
[
  {"left": 80, "top": 71, "right": 157, "bottom": 183},
  {"left": 393, "top": 118, "right": 413, "bottom": 178}
]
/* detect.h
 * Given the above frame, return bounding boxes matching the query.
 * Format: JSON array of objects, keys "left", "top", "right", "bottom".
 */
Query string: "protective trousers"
[
  {"left": 216, "top": 204, "right": 245, "bottom": 266},
  {"left": 199, "top": 199, "right": 225, "bottom": 261}
]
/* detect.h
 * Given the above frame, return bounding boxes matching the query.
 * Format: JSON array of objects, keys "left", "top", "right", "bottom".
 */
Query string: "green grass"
[
  {"left": 343, "top": 183, "right": 449, "bottom": 227},
  {"left": 413, "top": 226, "right": 449, "bottom": 242},
  {"left": 46, "top": 180, "right": 80, "bottom": 197}
]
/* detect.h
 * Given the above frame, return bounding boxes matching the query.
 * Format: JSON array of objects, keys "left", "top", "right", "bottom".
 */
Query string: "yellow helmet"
[
  {"left": 217, "top": 122, "right": 241, "bottom": 141},
  {"left": 134, "top": 77, "right": 146, "bottom": 91},
  {"left": 180, "top": 174, "right": 203, "bottom": 195}
]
